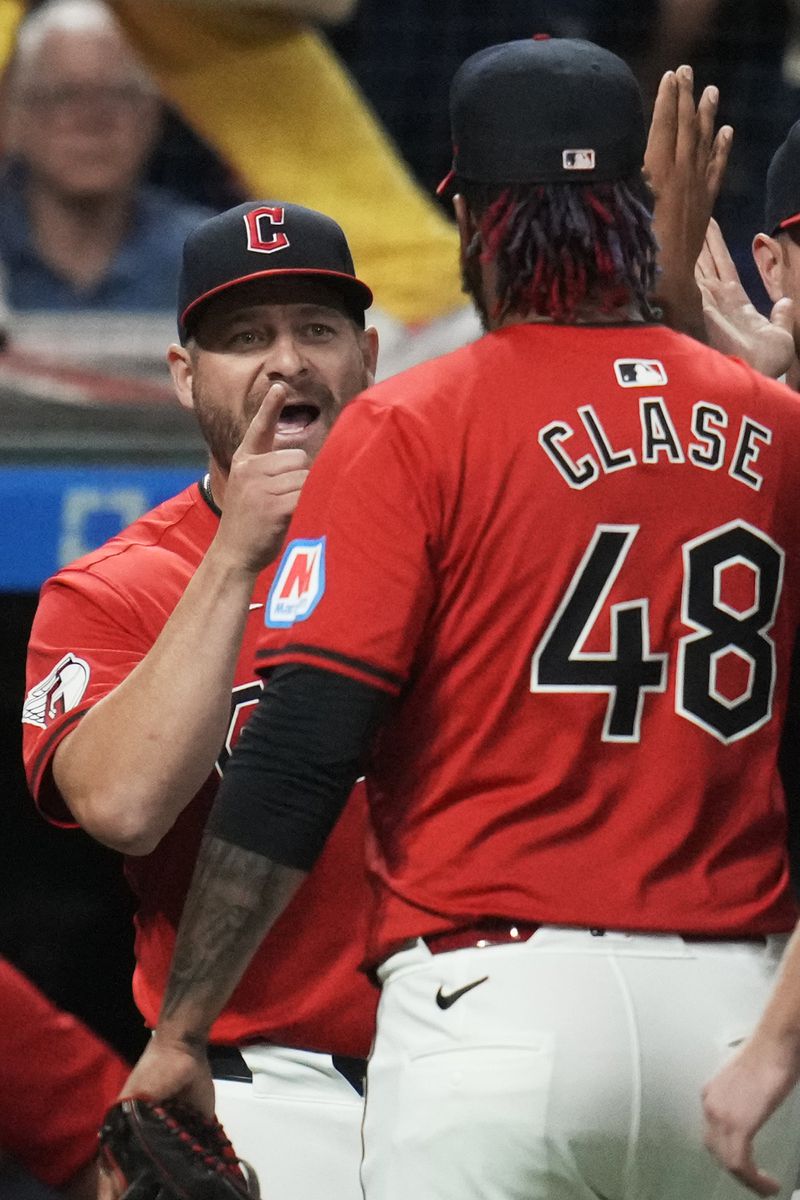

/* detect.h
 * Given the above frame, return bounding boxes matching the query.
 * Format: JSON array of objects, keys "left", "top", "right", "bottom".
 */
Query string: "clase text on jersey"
[{"left": 538, "top": 396, "right": 771, "bottom": 491}]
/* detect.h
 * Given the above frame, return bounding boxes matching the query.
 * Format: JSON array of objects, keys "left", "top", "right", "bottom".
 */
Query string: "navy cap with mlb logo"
[
  {"left": 438, "top": 35, "right": 646, "bottom": 193},
  {"left": 177, "top": 200, "right": 373, "bottom": 341}
]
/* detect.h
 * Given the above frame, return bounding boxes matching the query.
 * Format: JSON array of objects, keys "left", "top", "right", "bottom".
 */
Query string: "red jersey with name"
[
  {"left": 256, "top": 324, "right": 800, "bottom": 966},
  {"left": 22, "top": 483, "right": 376, "bottom": 1055},
  {"left": 0, "top": 957, "right": 129, "bottom": 1188}
]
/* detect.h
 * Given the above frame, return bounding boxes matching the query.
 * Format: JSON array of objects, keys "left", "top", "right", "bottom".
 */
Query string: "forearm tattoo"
[{"left": 160, "top": 833, "right": 302, "bottom": 1035}]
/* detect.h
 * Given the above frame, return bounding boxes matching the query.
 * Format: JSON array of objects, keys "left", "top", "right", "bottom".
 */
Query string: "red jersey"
[
  {"left": 23, "top": 483, "right": 376, "bottom": 1055},
  {"left": 256, "top": 324, "right": 800, "bottom": 965},
  {"left": 0, "top": 957, "right": 129, "bottom": 1187}
]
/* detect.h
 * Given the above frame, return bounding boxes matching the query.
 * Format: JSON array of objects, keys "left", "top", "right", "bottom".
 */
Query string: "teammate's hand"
[
  {"left": 645, "top": 65, "right": 733, "bottom": 338},
  {"left": 695, "top": 219, "right": 795, "bottom": 380},
  {"left": 116, "top": 1029, "right": 216, "bottom": 1120},
  {"left": 216, "top": 381, "right": 311, "bottom": 573},
  {"left": 702, "top": 1035, "right": 799, "bottom": 1197}
]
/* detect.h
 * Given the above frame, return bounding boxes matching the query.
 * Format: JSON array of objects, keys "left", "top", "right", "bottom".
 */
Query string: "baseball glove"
[{"left": 98, "top": 1097, "right": 260, "bottom": 1200}]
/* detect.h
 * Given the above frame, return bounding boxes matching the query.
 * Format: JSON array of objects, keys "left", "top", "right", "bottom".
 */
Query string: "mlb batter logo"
[
  {"left": 22, "top": 652, "right": 90, "bottom": 728},
  {"left": 267, "top": 537, "right": 326, "bottom": 627},
  {"left": 614, "top": 359, "right": 668, "bottom": 388},
  {"left": 562, "top": 148, "right": 596, "bottom": 171}
]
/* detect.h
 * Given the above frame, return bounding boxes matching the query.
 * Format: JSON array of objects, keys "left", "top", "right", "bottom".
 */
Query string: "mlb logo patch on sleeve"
[{"left": 266, "top": 537, "right": 326, "bottom": 628}]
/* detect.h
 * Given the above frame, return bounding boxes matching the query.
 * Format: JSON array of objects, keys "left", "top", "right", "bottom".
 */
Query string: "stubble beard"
[
  {"left": 192, "top": 390, "right": 241, "bottom": 473},
  {"left": 192, "top": 371, "right": 368, "bottom": 471}
]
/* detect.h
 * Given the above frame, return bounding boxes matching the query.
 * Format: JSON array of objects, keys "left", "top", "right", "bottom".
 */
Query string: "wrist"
[
  {"left": 744, "top": 1022, "right": 800, "bottom": 1088},
  {"left": 152, "top": 1023, "right": 209, "bottom": 1057},
  {"left": 653, "top": 279, "right": 705, "bottom": 340},
  {"left": 202, "top": 536, "right": 261, "bottom": 589}
]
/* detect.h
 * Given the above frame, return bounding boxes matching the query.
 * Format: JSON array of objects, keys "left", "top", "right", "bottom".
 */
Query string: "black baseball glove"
[{"left": 98, "top": 1097, "right": 260, "bottom": 1200}]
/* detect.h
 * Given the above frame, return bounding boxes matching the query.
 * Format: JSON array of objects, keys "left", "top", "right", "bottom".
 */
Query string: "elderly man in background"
[{"left": 0, "top": 0, "right": 210, "bottom": 313}]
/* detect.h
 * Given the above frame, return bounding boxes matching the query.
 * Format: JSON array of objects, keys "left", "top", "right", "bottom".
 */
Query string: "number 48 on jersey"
[{"left": 530, "top": 520, "right": 784, "bottom": 745}]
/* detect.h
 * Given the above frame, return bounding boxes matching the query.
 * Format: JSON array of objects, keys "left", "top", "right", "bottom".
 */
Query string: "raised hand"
[
  {"left": 696, "top": 218, "right": 795, "bottom": 379},
  {"left": 645, "top": 65, "right": 733, "bottom": 337},
  {"left": 216, "top": 381, "right": 311, "bottom": 574}
]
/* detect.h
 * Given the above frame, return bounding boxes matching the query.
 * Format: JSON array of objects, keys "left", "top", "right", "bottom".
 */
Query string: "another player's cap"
[
  {"left": 764, "top": 120, "right": 800, "bottom": 236},
  {"left": 178, "top": 200, "right": 373, "bottom": 341},
  {"left": 437, "top": 35, "right": 646, "bottom": 194}
]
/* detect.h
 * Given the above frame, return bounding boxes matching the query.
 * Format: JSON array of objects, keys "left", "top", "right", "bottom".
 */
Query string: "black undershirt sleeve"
[{"left": 206, "top": 663, "right": 391, "bottom": 871}]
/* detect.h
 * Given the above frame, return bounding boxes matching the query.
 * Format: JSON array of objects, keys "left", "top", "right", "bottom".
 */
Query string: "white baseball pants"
[
  {"left": 364, "top": 926, "right": 800, "bottom": 1200},
  {"left": 214, "top": 1044, "right": 365, "bottom": 1199}
]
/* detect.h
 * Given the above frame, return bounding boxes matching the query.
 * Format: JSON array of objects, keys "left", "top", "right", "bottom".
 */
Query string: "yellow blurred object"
[
  {"left": 110, "top": 1, "right": 466, "bottom": 325},
  {"left": 151, "top": 0, "right": 358, "bottom": 24},
  {"left": 0, "top": 0, "right": 24, "bottom": 73}
]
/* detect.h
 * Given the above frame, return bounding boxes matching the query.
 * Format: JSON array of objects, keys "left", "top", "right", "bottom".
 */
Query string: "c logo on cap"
[{"left": 243, "top": 206, "right": 291, "bottom": 255}]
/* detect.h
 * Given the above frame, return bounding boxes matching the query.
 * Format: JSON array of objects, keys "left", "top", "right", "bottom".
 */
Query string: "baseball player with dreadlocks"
[{"left": 120, "top": 37, "right": 800, "bottom": 1200}]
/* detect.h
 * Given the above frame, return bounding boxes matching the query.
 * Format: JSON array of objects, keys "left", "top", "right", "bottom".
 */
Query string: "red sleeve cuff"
[{"left": 256, "top": 644, "right": 404, "bottom": 696}]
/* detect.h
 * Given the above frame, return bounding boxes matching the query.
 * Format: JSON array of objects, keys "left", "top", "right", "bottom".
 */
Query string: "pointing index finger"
[{"left": 238, "top": 382, "right": 290, "bottom": 456}]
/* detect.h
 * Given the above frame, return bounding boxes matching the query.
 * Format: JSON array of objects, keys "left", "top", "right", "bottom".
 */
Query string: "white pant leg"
[
  {"left": 214, "top": 1044, "right": 364, "bottom": 1200},
  {"left": 363, "top": 929, "right": 800, "bottom": 1200}
]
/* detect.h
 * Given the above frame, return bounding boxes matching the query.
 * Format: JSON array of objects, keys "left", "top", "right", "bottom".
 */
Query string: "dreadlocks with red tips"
[{"left": 458, "top": 176, "right": 658, "bottom": 328}]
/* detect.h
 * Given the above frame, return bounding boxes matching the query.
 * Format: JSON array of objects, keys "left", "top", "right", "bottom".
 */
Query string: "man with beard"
[{"left": 21, "top": 200, "right": 379, "bottom": 1199}]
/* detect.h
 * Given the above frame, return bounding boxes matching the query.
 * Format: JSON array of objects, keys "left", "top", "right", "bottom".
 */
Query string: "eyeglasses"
[{"left": 19, "top": 83, "right": 154, "bottom": 115}]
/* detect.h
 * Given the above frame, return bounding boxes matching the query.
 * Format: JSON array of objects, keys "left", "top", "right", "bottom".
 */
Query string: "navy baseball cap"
[
  {"left": 178, "top": 200, "right": 373, "bottom": 341},
  {"left": 438, "top": 36, "right": 646, "bottom": 193},
  {"left": 765, "top": 120, "right": 800, "bottom": 236}
]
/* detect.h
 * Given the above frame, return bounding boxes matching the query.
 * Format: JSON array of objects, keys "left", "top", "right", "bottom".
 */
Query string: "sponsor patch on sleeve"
[
  {"left": 22, "top": 653, "right": 90, "bottom": 728},
  {"left": 266, "top": 537, "right": 326, "bottom": 628}
]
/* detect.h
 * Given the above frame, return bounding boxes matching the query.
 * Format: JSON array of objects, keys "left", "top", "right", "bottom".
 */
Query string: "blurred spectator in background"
[
  {"left": 0, "top": 0, "right": 211, "bottom": 313},
  {"left": 0, "top": 955, "right": 128, "bottom": 1200}
]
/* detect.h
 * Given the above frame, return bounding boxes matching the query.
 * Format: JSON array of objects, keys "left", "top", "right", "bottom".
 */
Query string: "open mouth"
[{"left": 276, "top": 402, "right": 321, "bottom": 434}]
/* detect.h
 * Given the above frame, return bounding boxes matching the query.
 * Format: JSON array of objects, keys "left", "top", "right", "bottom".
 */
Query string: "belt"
[
  {"left": 208, "top": 1044, "right": 252, "bottom": 1082},
  {"left": 422, "top": 921, "right": 541, "bottom": 955},
  {"left": 207, "top": 1045, "right": 367, "bottom": 1096},
  {"left": 420, "top": 922, "right": 767, "bottom": 956}
]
